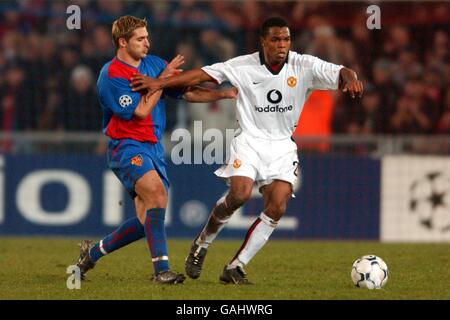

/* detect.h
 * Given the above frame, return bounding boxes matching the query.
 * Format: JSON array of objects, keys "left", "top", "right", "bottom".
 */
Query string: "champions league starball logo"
[
  {"left": 118, "top": 95, "right": 133, "bottom": 108},
  {"left": 409, "top": 172, "right": 450, "bottom": 232}
]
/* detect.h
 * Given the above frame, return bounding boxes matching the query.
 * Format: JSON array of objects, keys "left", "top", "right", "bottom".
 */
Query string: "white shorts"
[{"left": 214, "top": 132, "right": 300, "bottom": 190}]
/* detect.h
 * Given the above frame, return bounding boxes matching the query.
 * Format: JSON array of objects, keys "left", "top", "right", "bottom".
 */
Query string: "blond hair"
[{"left": 111, "top": 15, "right": 147, "bottom": 49}]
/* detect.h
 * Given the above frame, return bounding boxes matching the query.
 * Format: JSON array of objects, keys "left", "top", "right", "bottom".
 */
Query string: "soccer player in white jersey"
[{"left": 131, "top": 17, "right": 363, "bottom": 284}]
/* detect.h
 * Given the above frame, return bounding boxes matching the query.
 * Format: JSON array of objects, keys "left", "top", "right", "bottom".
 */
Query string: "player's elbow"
[
  {"left": 183, "top": 91, "right": 205, "bottom": 103},
  {"left": 182, "top": 92, "right": 194, "bottom": 102}
]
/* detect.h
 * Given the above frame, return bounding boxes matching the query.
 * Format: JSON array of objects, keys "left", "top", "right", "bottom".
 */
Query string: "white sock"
[
  {"left": 196, "top": 215, "right": 229, "bottom": 248},
  {"left": 231, "top": 212, "right": 277, "bottom": 266},
  {"left": 196, "top": 196, "right": 231, "bottom": 248}
]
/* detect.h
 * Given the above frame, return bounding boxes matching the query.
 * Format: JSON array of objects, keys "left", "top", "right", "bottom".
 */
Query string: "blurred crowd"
[{"left": 0, "top": 0, "right": 449, "bottom": 152}]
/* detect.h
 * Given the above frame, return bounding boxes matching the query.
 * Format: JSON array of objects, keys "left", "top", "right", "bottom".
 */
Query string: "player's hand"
[
  {"left": 342, "top": 79, "right": 364, "bottom": 99},
  {"left": 160, "top": 54, "right": 185, "bottom": 79},
  {"left": 131, "top": 74, "right": 160, "bottom": 95},
  {"left": 222, "top": 87, "right": 238, "bottom": 99}
]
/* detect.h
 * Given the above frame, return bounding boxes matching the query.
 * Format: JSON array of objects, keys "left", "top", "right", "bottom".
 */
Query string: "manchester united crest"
[{"left": 287, "top": 76, "right": 297, "bottom": 87}]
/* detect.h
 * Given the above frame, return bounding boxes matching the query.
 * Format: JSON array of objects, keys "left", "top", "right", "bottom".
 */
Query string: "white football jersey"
[{"left": 202, "top": 51, "right": 343, "bottom": 139}]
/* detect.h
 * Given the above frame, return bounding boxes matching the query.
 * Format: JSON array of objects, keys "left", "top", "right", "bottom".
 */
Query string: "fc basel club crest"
[
  {"left": 287, "top": 76, "right": 297, "bottom": 87},
  {"left": 131, "top": 155, "right": 143, "bottom": 167}
]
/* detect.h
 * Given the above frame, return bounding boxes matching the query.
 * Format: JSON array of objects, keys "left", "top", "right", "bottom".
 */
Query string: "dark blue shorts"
[{"left": 107, "top": 138, "right": 169, "bottom": 199}]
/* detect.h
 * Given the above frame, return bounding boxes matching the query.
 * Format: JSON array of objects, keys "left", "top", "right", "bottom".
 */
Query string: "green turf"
[{"left": 0, "top": 237, "right": 448, "bottom": 300}]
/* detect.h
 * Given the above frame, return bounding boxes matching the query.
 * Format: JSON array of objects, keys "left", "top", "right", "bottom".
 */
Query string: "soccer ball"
[{"left": 351, "top": 255, "right": 388, "bottom": 289}]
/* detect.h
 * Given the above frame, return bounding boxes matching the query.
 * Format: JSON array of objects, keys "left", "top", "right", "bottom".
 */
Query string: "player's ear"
[
  {"left": 118, "top": 37, "right": 127, "bottom": 48},
  {"left": 260, "top": 36, "right": 265, "bottom": 49}
]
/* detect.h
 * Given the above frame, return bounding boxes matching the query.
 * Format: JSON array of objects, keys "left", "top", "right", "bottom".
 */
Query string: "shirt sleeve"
[
  {"left": 98, "top": 76, "right": 142, "bottom": 120},
  {"left": 309, "top": 56, "right": 344, "bottom": 90},
  {"left": 201, "top": 62, "right": 229, "bottom": 84}
]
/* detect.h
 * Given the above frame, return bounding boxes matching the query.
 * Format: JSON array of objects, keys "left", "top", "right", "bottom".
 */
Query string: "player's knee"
[
  {"left": 146, "top": 194, "right": 167, "bottom": 208},
  {"left": 264, "top": 203, "right": 286, "bottom": 220},
  {"left": 140, "top": 181, "right": 163, "bottom": 194},
  {"left": 138, "top": 188, "right": 167, "bottom": 208},
  {"left": 135, "top": 171, "right": 167, "bottom": 204},
  {"left": 227, "top": 189, "right": 252, "bottom": 210}
]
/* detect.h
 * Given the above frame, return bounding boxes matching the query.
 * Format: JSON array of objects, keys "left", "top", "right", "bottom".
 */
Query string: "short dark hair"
[{"left": 260, "top": 17, "right": 289, "bottom": 37}]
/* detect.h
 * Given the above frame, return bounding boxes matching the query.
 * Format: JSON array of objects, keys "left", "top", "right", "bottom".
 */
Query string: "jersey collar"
[
  {"left": 114, "top": 56, "right": 141, "bottom": 70},
  {"left": 259, "top": 50, "right": 289, "bottom": 75}
]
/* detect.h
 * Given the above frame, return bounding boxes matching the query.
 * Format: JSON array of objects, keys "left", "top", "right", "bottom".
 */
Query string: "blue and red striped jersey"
[{"left": 97, "top": 55, "right": 183, "bottom": 143}]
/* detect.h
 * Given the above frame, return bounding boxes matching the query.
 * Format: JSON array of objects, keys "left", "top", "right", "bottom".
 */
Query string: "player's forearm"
[
  {"left": 133, "top": 90, "right": 163, "bottom": 119},
  {"left": 158, "top": 69, "right": 213, "bottom": 90},
  {"left": 183, "top": 86, "right": 234, "bottom": 103}
]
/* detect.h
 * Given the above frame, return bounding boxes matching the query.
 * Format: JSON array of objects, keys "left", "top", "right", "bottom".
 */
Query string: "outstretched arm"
[
  {"left": 133, "top": 55, "right": 185, "bottom": 119},
  {"left": 339, "top": 68, "right": 364, "bottom": 98},
  {"left": 131, "top": 68, "right": 215, "bottom": 95},
  {"left": 183, "top": 86, "right": 238, "bottom": 103}
]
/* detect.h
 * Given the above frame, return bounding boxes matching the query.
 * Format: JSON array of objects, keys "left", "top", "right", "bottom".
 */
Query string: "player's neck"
[
  {"left": 116, "top": 50, "right": 141, "bottom": 68},
  {"left": 262, "top": 52, "right": 284, "bottom": 71}
]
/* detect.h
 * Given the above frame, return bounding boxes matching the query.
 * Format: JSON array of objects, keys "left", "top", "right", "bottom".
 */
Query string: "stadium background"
[{"left": 0, "top": 0, "right": 449, "bottom": 243}]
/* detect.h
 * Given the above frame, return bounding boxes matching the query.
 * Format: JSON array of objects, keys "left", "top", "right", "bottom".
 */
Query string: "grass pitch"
[{"left": 0, "top": 237, "right": 449, "bottom": 300}]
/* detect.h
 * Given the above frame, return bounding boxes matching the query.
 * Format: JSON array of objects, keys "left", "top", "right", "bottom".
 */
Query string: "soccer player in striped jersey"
[
  {"left": 74, "top": 15, "right": 237, "bottom": 284},
  {"left": 131, "top": 17, "right": 363, "bottom": 284}
]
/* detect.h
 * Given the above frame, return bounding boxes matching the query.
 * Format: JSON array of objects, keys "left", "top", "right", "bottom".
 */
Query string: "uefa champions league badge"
[{"left": 119, "top": 95, "right": 133, "bottom": 108}]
